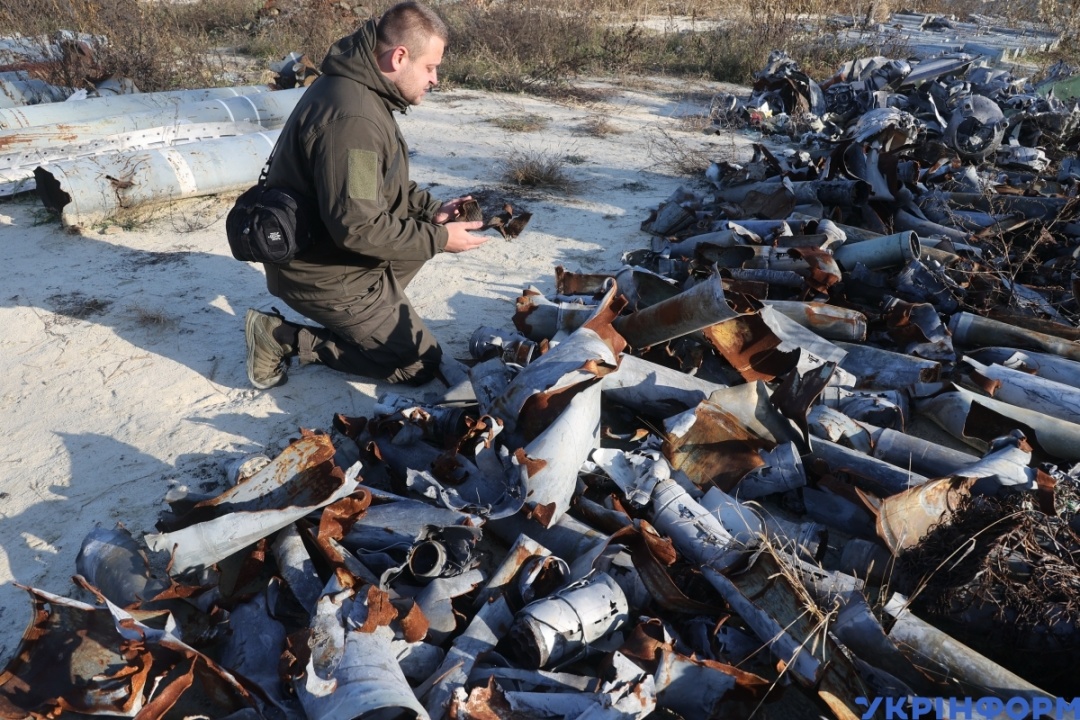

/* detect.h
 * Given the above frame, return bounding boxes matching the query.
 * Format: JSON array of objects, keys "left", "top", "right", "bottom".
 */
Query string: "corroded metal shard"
[{"left": 146, "top": 432, "right": 360, "bottom": 574}]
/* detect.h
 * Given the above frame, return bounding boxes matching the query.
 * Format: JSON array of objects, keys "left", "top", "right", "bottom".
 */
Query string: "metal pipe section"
[
  {"left": 296, "top": 609, "right": 430, "bottom": 720},
  {"left": 614, "top": 274, "right": 739, "bottom": 349},
  {"left": 35, "top": 130, "right": 279, "bottom": 227},
  {"left": 832, "top": 230, "right": 920, "bottom": 270},
  {"left": 1, "top": 121, "right": 265, "bottom": 198},
  {"left": 893, "top": 208, "right": 969, "bottom": 242},
  {"left": 951, "top": 312, "right": 1080, "bottom": 363},
  {"left": 883, "top": 594, "right": 1057, "bottom": 705},
  {"left": 790, "top": 178, "right": 872, "bottom": 207},
  {"left": 810, "top": 437, "right": 929, "bottom": 497},
  {"left": 510, "top": 571, "right": 629, "bottom": 669},
  {"left": 0, "top": 88, "right": 303, "bottom": 153},
  {"left": 836, "top": 341, "right": 942, "bottom": 387},
  {"left": 0, "top": 84, "right": 271, "bottom": 130},
  {"left": 964, "top": 357, "right": 1080, "bottom": 425},
  {"left": 650, "top": 479, "right": 751, "bottom": 572},
  {"left": 667, "top": 229, "right": 744, "bottom": 257},
  {"left": 967, "top": 347, "right": 1080, "bottom": 391},
  {"left": 868, "top": 424, "right": 979, "bottom": 478},
  {"left": 764, "top": 300, "right": 868, "bottom": 342}
]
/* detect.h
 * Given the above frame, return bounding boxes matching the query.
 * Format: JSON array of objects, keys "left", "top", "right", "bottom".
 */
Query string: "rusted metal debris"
[{"left": 8, "top": 44, "right": 1080, "bottom": 720}]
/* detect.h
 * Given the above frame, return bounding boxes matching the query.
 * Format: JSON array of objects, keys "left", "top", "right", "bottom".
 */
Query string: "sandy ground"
[{"left": 0, "top": 75, "right": 751, "bottom": 663}]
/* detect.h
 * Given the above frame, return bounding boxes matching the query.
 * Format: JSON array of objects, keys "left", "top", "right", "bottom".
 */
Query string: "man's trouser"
[{"left": 278, "top": 258, "right": 442, "bottom": 385}]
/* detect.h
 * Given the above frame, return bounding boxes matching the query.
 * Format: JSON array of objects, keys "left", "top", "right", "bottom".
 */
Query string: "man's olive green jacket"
[{"left": 263, "top": 20, "right": 448, "bottom": 303}]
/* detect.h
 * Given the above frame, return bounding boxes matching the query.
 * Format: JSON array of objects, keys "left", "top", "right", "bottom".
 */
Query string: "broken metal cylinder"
[
  {"left": 35, "top": 129, "right": 280, "bottom": 228},
  {"left": 0, "top": 88, "right": 302, "bottom": 154},
  {"left": 839, "top": 538, "right": 893, "bottom": 584},
  {"left": 764, "top": 301, "right": 868, "bottom": 342},
  {"left": 810, "top": 437, "right": 929, "bottom": 497},
  {"left": 836, "top": 341, "right": 941, "bottom": 387},
  {"left": 761, "top": 515, "right": 826, "bottom": 563},
  {"left": 735, "top": 442, "right": 807, "bottom": 499},
  {"left": 951, "top": 312, "right": 1080, "bottom": 363},
  {"left": 75, "top": 525, "right": 167, "bottom": 608},
  {"left": 0, "top": 84, "right": 271, "bottom": 130},
  {"left": 613, "top": 274, "right": 738, "bottom": 349},
  {"left": 963, "top": 357, "right": 1080, "bottom": 425},
  {"left": 650, "top": 479, "right": 751, "bottom": 572},
  {"left": 510, "top": 570, "right": 629, "bottom": 669},
  {"left": 883, "top": 594, "right": 1055, "bottom": 704},
  {"left": 832, "top": 231, "right": 920, "bottom": 271},
  {"left": 408, "top": 540, "right": 449, "bottom": 580},
  {"left": 945, "top": 94, "right": 1006, "bottom": 163},
  {"left": 513, "top": 293, "right": 595, "bottom": 341},
  {"left": 868, "top": 425, "right": 978, "bottom": 479},
  {"left": 469, "top": 326, "right": 539, "bottom": 365},
  {"left": 297, "top": 605, "right": 430, "bottom": 720}
]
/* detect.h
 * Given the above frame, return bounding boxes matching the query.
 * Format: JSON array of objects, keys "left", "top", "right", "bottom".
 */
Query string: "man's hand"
[
  {"left": 443, "top": 221, "right": 487, "bottom": 253},
  {"left": 434, "top": 195, "right": 474, "bottom": 224}
]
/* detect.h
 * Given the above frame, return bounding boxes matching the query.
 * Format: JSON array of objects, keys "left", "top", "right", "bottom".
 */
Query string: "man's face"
[{"left": 394, "top": 36, "right": 445, "bottom": 106}]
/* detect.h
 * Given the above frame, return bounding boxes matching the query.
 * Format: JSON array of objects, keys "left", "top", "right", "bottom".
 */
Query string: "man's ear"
[
  {"left": 389, "top": 45, "right": 409, "bottom": 71},
  {"left": 376, "top": 45, "right": 409, "bottom": 73}
]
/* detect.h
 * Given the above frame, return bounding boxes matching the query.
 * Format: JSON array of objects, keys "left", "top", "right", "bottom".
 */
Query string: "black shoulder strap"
[{"left": 258, "top": 137, "right": 281, "bottom": 187}]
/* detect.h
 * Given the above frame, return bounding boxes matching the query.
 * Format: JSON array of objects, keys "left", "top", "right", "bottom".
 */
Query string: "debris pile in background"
[
  {"left": 4, "top": 35, "right": 1080, "bottom": 720},
  {"left": 0, "top": 31, "right": 136, "bottom": 109},
  {"left": 834, "top": 10, "right": 1062, "bottom": 65}
]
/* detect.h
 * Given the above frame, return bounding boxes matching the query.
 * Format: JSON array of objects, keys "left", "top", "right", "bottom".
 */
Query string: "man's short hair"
[{"left": 376, "top": 2, "right": 448, "bottom": 57}]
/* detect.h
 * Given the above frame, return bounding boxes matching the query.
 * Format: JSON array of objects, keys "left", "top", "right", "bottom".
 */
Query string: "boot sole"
[{"left": 245, "top": 309, "right": 285, "bottom": 389}]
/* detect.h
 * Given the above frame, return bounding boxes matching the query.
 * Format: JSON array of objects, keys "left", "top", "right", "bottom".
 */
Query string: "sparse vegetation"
[
  {"left": 579, "top": 116, "right": 625, "bottom": 137},
  {"left": 29, "top": 208, "right": 60, "bottom": 227},
  {"left": 0, "top": 0, "right": 1066, "bottom": 97},
  {"left": 501, "top": 149, "right": 576, "bottom": 191},
  {"left": 488, "top": 113, "right": 550, "bottom": 132},
  {"left": 129, "top": 304, "right": 176, "bottom": 328},
  {"left": 648, "top": 126, "right": 720, "bottom": 177}
]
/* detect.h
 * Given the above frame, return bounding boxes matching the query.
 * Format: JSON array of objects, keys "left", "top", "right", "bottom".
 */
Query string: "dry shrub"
[
  {"left": 438, "top": 0, "right": 625, "bottom": 92},
  {"left": 0, "top": 0, "right": 246, "bottom": 91},
  {"left": 239, "top": 0, "right": 366, "bottom": 64},
  {"left": 895, "top": 486, "right": 1080, "bottom": 695},
  {"left": 501, "top": 149, "right": 575, "bottom": 191},
  {"left": 648, "top": 126, "right": 717, "bottom": 177},
  {"left": 0, "top": 0, "right": 363, "bottom": 91}
]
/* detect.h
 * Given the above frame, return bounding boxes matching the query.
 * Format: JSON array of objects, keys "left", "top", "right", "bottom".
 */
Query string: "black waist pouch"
[{"left": 226, "top": 185, "right": 315, "bottom": 264}]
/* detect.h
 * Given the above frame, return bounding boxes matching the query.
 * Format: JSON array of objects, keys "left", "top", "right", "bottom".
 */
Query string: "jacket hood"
[{"left": 320, "top": 19, "right": 409, "bottom": 112}]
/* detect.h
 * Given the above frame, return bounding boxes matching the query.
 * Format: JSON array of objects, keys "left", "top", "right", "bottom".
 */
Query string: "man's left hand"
[{"left": 434, "top": 195, "right": 474, "bottom": 224}]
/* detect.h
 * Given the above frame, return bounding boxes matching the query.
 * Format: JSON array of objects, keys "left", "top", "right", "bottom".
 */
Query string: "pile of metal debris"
[
  {"left": 5, "top": 45, "right": 1080, "bottom": 719},
  {"left": 832, "top": 10, "right": 1062, "bottom": 64}
]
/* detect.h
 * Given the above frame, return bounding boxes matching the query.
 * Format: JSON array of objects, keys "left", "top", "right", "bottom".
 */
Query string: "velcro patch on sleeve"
[{"left": 347, "top": 149, "right": 378, "bottom": 200}]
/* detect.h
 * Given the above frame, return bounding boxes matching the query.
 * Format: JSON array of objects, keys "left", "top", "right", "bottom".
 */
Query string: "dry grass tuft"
[
  {"left": 130, "top": 305, "right": 176, "bottom": 328},
  {"left": 488, "top": 113, "right": 550, "bottom": 133},
  {"left": 578, "top": 116, "right": 625, "bottom": 137},
  {"left": 502, "top": 149, "right": 576, "bottom": 192}
]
